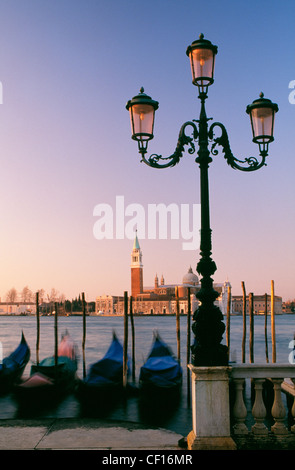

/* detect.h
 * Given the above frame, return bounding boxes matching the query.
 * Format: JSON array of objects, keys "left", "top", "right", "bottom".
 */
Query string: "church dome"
[{"left": 182, "top": 267, "right": 199, "bottom": 286}]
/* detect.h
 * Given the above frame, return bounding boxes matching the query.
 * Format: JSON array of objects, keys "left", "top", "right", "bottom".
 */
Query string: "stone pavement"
[{"left": 0, "top": 418, "right": 186, "bottom": 450}]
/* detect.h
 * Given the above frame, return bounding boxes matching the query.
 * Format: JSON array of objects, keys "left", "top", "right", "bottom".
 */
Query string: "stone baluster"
[
  {"left": 232, "top": 378, "right": 248, "bottom": 435},
  {"left": 251, "top": 378, "right": 268, "bottom": 435},
  {"left": 271, "top": 378, "right": 288, "bottom": 435}
]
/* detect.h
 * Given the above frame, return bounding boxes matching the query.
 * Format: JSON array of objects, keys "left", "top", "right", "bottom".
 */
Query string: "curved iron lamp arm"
[
  {"left": 208, "top": 122, "right": 267, "bottom": 172},
  {"left": 139, "top": 121, "right": 199, "bottom": 169},
  {"left": 139, "top": 119, "right": 267, "bottom": 172}
]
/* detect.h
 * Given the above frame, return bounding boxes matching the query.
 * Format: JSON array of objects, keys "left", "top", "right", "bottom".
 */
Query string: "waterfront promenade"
[{"left": 0, "top": 417, "right": 184, "bottom": 450}]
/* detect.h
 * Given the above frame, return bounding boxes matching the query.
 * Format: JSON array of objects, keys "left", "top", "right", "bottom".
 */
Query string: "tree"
[
  {"left": 285, "top": 299, "right": 295, "bottom": 312},
  {"left": 48, "top": 288, "right": 59, "bottom": 303},
  {"left": 6, "top": 288, "right": 18, "bottom": 303},
  {"left": 72, "top": 296, "right": 83, "bottom": 312},
  {"left": 58, "top": 293, "right": 66, "bottom": 303},
  {"left": 37, "top": 289, "right": 45, "bottom": 303},
  {"left": 65, "top": 300, "right": 72, "bottom": 314},
  {"left": 21, "top": 286, "right": 33, "bottom": 302}
]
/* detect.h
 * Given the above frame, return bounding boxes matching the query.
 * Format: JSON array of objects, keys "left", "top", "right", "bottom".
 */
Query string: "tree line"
[
  {"left": 284, "top": 299, "right": 295, "bottom": 312},
  {"left": 4, "top": 287, "right": 95, "bottom": 313},
  {"left": 5, "top": 286, "right": 65, "bottom": 304}
]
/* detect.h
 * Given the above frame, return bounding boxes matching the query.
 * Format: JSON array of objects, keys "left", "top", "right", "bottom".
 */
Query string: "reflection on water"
[{"left": 0, "top": 314, "right": 294, "bottom": 435}]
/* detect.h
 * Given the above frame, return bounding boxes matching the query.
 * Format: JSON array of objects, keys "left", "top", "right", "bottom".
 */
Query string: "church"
[{"left": 95, "top": 233, "right": 231, "bottom": 315}]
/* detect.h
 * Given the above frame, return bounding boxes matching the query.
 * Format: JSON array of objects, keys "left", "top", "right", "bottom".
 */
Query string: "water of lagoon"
[{"left": 0, "top": 314, "right": 294, "bottom": 436}]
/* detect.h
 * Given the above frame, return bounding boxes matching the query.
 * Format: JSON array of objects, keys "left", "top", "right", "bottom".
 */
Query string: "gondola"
[
  {"left": 14, "top": 331, "right": 78, "bottom": 402},
  {"left": 139, "top": 332, "right": 182, "bottom": 394},
  {"left": 0, "top": 332, "right": 30, "bottom": 394},
  {"left": 78, "top": 332, "right": 129, "bottom": 407},
  {"left": 138, "top": 333, "right": 183, "bottom": 425}
]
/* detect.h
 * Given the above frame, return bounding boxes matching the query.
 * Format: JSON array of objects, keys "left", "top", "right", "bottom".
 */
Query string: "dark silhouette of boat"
[
  {"left": 14, "top": 332, "right": 78, "bottom": 403},
  {"left": 139, "top": 332, "right": 182, "bottom": 393},
  {"left": 137, "top": 332, "right": 183, "bottom": 426},
  {"left": 0, "top": 332, "right": 30, "bottom": 394},
  {"left": 78, "top": 332, "right": 128, "bottom": 406}
]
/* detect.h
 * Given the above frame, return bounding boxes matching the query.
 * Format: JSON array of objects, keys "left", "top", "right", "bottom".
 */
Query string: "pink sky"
[{"left": 0, "top": 1, "right": 294, "bottom": 303}]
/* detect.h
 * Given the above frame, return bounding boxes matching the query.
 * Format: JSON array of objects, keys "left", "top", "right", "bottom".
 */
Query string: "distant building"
[
  {"left": 131, "top": 234, "right": 143, "bottom": 297},
  {"left": 95, "top": 233, "right": 231, "bottom": 315},
  {"left": 232, "top": 294, "right": 282, "bottom": 315},
  {"left": 0, "top": 302, "right": 36, "bottom": 315},
  {"left": 96, "top": 295, "right": 124, "bottom": 315}
]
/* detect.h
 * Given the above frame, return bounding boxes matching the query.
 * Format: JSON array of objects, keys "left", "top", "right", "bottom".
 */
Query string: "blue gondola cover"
[{"left": 139, "top": 335, "right": 182, "bottom": 389}]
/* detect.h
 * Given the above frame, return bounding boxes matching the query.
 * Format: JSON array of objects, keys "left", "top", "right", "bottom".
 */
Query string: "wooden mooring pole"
[
  {"left": 226, "top": 284, "right": 231, "bottom": 362},
  {"left": 264, "top": 293, "right": 269, "bottom": 363},
  {"left": 175, "top": 286, "right": 180, "bottom": 363},
  {"left": 249, "top": 292, "right": 254, "bottom": 363},
  {"left": 129, "top": 295, "right": 136, "bottom": 383},
  {"left": 54, "top": 302, "right": 58, "bottom": 374},
  {"left": 241, "top": 281, "right": 246, "bottom": 363},
  {"left": 271, "top": 280, "right": 276, "bottom": 363},
  {"left": 36, "top": 292, "right": 40, "bottom": 366},
  {"left": 82, "top": 292, "right": 87, "bottom": 379},
  {"left": 123, "top": 291, "right": 128, "bottom": 389}
]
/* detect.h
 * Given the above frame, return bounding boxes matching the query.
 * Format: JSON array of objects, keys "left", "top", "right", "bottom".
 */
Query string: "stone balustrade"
[
  {"left": 187, "top": 364, "right": 295, "bottom": 450},
  {"left": 230, "top": 364, "right": 295, "bottom": 449}
]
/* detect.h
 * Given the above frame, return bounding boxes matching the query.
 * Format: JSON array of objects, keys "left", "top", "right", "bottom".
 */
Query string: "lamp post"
[{"left": 126, "top": 34, "right": 278, "bottom": 367}]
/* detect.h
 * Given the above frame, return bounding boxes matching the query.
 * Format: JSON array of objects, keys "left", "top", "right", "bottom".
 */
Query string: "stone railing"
[
  {"left": 230, "top": 364, "right": 295, "bottom": 449},
  {"left": 187, "top": 364, "right": 295, "bottom": 450}
]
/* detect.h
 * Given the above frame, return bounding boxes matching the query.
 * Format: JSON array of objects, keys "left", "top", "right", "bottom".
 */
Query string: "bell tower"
[{"left": 131, "top": 231, "right": 143, "bottom": 297}]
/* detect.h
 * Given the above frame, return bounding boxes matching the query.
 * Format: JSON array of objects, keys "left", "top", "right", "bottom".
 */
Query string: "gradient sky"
[{"left": 0, "top": 0, "right": 294, "bottom": 303}]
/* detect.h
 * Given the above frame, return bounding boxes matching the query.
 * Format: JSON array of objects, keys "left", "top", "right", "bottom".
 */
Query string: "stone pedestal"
[{"left": 187, "top": 365, "right": 236, "bottom": 450}]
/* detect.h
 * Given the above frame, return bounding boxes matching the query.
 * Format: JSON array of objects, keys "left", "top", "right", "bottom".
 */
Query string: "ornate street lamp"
[
  {"left": 246, "top": 92, "right": 278, "bottom": 156},
  {"left": 126, "top": 87, "right": 159, "bottom": 155},
  {"left": 126, "top": 34, "right": 278, "bottom": 366},
  {"left": 186, "top": 33, "right": 217, "bottom": 93}
]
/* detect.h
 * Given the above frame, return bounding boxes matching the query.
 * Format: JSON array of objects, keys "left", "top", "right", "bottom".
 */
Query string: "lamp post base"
[
  {"left": 187, "top": 365, "right": 236, "bottom": 450},
  {"left": 187, "top": 432, "right": 237, "bottom": 451},
  {"left": 191, "top": 342, "right": 228, "bottom": 367}
]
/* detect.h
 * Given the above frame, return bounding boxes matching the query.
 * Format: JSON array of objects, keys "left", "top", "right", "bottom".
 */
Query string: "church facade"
[{"left": 95, "top": 234, "right": 231, "bottom": 315}]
